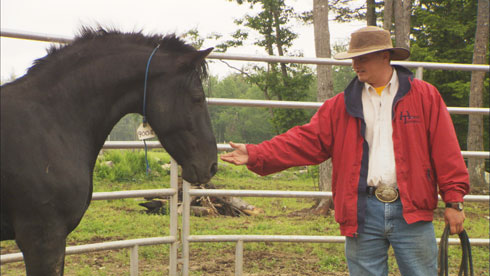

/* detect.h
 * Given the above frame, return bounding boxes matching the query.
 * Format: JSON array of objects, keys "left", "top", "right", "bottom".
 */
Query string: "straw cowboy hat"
[{"left": 333, "top": 26, "right": 410, "bottom": 60}]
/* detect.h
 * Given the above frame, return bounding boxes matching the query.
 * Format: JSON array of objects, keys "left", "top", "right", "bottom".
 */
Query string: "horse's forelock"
[{"left": 158, "top": 35, "right": 209, "bottom": 80}]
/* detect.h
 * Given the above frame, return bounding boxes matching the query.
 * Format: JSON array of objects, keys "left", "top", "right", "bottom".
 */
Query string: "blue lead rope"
[
  {"left": 143, "top": 139, "right": 150, "bottom": 175},
  {"left": 143, "top": 44, "right": 160, "bottom": 123},
  {"left": 142, "top": 44, "right": 160, "bottom": 175}
]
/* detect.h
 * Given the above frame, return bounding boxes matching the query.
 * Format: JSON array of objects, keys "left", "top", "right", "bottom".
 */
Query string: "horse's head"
[{"left": 145, "top": 43, "right": 217, "bottom": 184}]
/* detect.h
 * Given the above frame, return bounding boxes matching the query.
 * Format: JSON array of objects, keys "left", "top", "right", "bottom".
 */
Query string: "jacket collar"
[{"left": 344, "top": 65, "right": 414, "bottom": 119}]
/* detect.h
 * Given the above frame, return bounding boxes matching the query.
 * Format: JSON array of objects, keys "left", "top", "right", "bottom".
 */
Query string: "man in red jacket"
[{"left": 220, "top": 26, "right": 469, "bottom": 276}]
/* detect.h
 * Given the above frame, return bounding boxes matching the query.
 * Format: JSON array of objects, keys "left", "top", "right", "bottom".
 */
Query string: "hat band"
[{"left": 348, "top": 45, "right": 393, "bottom": 54}]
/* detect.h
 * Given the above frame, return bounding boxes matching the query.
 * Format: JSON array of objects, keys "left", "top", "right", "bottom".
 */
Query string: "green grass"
[{"left": 1, "top": 150, "right": 488, "bottom": 275}]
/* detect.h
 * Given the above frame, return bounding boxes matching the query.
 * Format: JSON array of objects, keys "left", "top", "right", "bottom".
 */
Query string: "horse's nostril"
[{"left": 210, "top": 163, "right": 218, "bottom": 177}]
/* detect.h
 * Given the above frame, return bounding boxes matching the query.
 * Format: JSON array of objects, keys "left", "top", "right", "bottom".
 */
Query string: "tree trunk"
[
  {"left": 313, "top": 0, "right": 334, "bottom": 215},
  {"left": 272, "top": 8, "right": 289, "bottom": 79},
  {"left": 366, "top": 0, "right": 377, "bottom": 26},
  {"left": 383, "top": 0, "right": 394, "bottom": 31},
  {"left": 467, "top": 0, "right": 489, "bottom": 190},
  {"left": 394, "top": 0, "right": 411, "bottom": 50}
]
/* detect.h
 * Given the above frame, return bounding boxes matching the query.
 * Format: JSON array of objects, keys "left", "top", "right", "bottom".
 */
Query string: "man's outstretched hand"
[{"left": 220, "top": 142, "right": 249, "bottom": 165}]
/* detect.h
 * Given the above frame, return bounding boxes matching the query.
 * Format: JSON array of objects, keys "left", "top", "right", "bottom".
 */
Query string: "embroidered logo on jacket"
[{"left": 399, "top": 111, "right": 421, "bottom": 124}]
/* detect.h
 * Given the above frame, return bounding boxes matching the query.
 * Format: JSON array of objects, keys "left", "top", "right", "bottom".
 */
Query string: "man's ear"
[
  {"left": 176, "top": 47, "right": 214, "bottom": 71},
  {"left": 385, "top": 50, "right": 392, "bottom": 61}
]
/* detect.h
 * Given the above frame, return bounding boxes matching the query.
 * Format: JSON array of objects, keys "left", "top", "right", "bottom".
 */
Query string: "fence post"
[
  {"left": 235, "top": 240, "right": 244, "bottom": 276},
  {"left": 169, "top": 158, "right": 179, "bottom": 276},
  {"left": 416, "top": 66, "right": 424, "bottom": 80},
  {"left": 130, "top": 245, "right": 138, "bottom": 276},
  {"left": 182, "top": 180, "right": 191, "bottom": 276}
]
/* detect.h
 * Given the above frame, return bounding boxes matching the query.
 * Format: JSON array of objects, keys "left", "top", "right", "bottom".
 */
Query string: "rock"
[{"left": 102, "top": 161, "right": 114, "bottom": 168}]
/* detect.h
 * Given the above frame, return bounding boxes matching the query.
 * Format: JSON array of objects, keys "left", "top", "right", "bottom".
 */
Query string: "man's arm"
[{"left": 422, "top": 81, "right": 469, "bottom": 234}]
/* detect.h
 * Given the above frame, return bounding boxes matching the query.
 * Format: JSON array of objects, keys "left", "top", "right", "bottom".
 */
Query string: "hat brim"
[{"left": 333, "top": 47, "right": 410, "bottom": 60}]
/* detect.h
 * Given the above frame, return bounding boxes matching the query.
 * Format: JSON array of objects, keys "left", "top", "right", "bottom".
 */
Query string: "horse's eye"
[{"left": 192, "top": 94, "right": 205, "bottom": 103}]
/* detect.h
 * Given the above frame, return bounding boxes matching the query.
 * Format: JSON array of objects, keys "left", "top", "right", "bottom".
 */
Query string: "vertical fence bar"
[
  {"left": 416, "top": 66, "right": 424, "bottom": 80},
  {"left": 235, "top": 240, "right": 244, "bottom": 276},
  {"left": 130, "top": 245, "right": 138, "bottom": 276},
  {"left": 182, "top": 180, "right": 191, "bottom": 276},
  {"left": 169, "top": 158, "right": 179, "bottom": 276}
]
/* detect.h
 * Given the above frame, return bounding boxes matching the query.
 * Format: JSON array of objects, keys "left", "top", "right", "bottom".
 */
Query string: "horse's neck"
[{"left": 34, "top": 56, "right": 145, "bottom": 155}]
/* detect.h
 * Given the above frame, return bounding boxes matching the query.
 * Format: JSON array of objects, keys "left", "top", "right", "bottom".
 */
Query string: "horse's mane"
[{"left": 28, "top": 27, "right": 208, "bottom": 78}]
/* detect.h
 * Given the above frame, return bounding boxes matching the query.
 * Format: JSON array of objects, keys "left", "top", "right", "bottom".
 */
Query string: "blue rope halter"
[{"left": 142, "top": 44, "right": 160, "bottom": 175}]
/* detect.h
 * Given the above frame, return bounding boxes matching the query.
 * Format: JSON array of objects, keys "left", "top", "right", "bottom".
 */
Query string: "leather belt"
[{"left": 366, "top": 185, "right": 399, "bottom": 203}]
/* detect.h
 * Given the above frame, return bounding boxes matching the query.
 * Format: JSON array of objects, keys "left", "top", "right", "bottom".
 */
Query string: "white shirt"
[{"left": 362, "top": 68, "right": 398, "bottom": 188}]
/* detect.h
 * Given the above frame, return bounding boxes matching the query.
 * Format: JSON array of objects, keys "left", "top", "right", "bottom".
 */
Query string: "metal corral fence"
[
  {"left": 0, "top": 156, "right": 181, "bottom": 275},
  {"left": 1, "top": 29, "right": 489, "bottom": 276}
]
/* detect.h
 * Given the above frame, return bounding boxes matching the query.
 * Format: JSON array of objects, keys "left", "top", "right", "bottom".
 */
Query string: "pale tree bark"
[
  {"left": 272, "top": 9, "right": 289, "bottom": 79},
  {"left": 394, "top": 0, "right": 411, "bottom": 50},
  {"left": 467, "top": 0, "right": 489, "bottom": 190},
  {"left": 313, "top": 0, "right": 334, "bottom": 215},
  {"left": 383, "top": 0, "right": 394, "bottom": 31},
  {"left": 366, "top": 0, "right": 377, "bottom": 26}
]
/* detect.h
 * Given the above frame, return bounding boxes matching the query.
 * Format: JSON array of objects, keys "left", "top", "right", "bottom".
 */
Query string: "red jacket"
[{"left": 246, "top": 66, "right": 469, "bottom": 237}]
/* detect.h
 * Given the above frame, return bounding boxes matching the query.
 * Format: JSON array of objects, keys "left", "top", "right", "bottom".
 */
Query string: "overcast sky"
[{"left": 1, "top": 0, "right": 364, "bottom": 81}]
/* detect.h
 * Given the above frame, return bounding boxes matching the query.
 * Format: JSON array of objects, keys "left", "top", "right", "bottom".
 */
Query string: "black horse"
[{"left": 0, "top": 27, "right": 218, "bottom": 275}]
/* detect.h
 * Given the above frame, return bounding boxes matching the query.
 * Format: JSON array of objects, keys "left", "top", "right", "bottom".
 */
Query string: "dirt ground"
[
  {"left": 2, "top": 205, "right": 485, "bottom": 275},
  {"left": 1, "top": 244, "right": 356, "bottom": 275}
]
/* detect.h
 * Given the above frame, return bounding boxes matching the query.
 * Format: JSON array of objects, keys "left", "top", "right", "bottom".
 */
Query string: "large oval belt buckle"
[{"left": 375, "top": 185, "right": 399, "bottom": 203}]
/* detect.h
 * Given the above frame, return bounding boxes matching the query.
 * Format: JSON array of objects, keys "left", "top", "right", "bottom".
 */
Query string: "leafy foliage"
[
  {"left": 108, "top": 113, "right": 141, "bottom": 141},
  {"left": 94, "top": 150, "right": 170, "bottom": 182},
  {"left": 411, "top": 0, "right": 489, "bottom": 151},
  {"left": 329, "top": 0, "right": 367, "bottom": 23},
  {"left": 219, "top": 0, "right": 316, "bottom": 134}
]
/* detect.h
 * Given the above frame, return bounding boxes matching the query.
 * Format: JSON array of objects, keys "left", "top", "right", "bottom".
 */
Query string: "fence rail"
[
  {"left": 0, "top": 237, "right": 175, "bottom": 263},
  {"left": 207, "top": 98, "right": 490, "bottom": 115},
  {"left": 104, "top": 141, "right": 489, "bottom": 160},
  {"left": 1, "top": 28, "right": 489, "bottom": 73}
]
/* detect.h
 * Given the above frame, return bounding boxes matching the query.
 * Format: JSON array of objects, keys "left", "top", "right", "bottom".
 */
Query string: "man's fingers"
[
  {"left": 229, "top": 141, "right": 239, "bottom": 149},
  {"left": 450, "top": 224, "right": 457, "bottom": 235},
  {"left": 229, "top": 141, "right": 246, "bottom": 152},
  {"left": 450, "top": 224, "right": 464, "bottom": 234},
  {"left": 220, "top": 153, "right": 235, "bottom": 162},
  {"left": 220, "top": 156, "right": 241, "bottom": 165},
  {"left": 220, "top": 151, "right": 241, "bottom": 165},
  {"left": 444, "top": 208, "right": 465, "bottom": 235}
]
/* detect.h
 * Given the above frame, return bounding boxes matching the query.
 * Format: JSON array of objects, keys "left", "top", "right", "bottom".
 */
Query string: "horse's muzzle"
[{"left": 209, "top": 162, "right": 218, "bottom": 178}]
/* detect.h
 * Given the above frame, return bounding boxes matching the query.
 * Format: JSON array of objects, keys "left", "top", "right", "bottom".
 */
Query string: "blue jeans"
[{"left": 345, "top": 196, "right": 437, "bottom": 276}]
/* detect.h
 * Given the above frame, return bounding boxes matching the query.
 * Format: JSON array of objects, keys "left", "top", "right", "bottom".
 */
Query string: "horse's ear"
[{"left": 176, "top": 47, "right": 214, "bottom": 70}]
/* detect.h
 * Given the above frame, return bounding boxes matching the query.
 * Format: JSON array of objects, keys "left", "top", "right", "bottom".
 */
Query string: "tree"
[
  {"left": 394, "top": 0, "right": 411, "bottom": 50},
  {"left": 312, "top": 0, "right": 335, "bottom": 214},
  {"left": 383, "top": 0, "right": 394, "bottom": 30},
  {"left": 411, "top": 0, "right": 489, "bottom": 190},
  {"left": 329, "top": 0, "right": 365, "bottom": 23},
  {"left": 329, "top": 1, "right": 410, "bottom": 50},
  {"left": 221, "top": 0, "right": 315, "bottom": 134},
  {"left": 467, "top": 0, "right": 489, "bottom": 189},
  {"left": 109, "top": 114, "right": 141, "bottom": 141},
  {"left": 206, "top": 74, "right": 277, "bottom": 144},
  {"left": 366, "top": 0, "right": 377, "bottom": 26}
]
